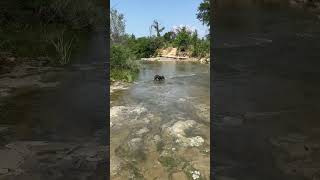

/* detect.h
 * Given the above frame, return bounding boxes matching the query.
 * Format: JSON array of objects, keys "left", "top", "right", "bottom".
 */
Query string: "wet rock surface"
[
  {"left": 0, "top": 140, "right": 107, "bottom": 180},
  {"left": 214, "top": 1, "right": 320, "bottom": 180}
]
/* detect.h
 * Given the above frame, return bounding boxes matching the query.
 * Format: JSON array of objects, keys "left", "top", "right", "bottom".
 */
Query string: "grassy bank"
[
  {"left": 110, "top": 44, "right": 140, "bottom": 82},
  {"left": 0, "top": 0, "right": 105, "bottom": 72}
]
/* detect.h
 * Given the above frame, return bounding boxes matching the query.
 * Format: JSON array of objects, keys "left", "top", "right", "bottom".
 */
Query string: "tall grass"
[{"left": 50, "top": 30, "right": 74, "bottom": 65}]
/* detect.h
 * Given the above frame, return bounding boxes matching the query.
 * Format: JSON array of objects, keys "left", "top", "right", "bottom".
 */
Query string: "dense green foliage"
[
  {"left": 163, "top": 31, "right": 175, "bottom": 43},
  {"left": 110, "top": 8, "right": 140, "bottom": 82},
  {"left": 173, "top": 27, "right": 192, "bottom": 51},
  {"left": 197, "top": 0, "right": 210, "bottom": 26},
  {"left": 131, "top": 37, "right": 164, "bottom": 59},
  {"left": 110, "top": 45, "right": 139, "bottom": 82},
  {"left": 191, "top": 38, "right": 210, "bottom": 58}
]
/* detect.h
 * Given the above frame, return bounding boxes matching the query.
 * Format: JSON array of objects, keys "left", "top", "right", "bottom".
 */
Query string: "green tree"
[
  {"left": 110, "top": 8, "right": 125, "bottom": 44},
  {"left": 191, "top": 30, "right": 199, "bottom": 46},
  {"left": 197, "top": 0, "right": 210, "bottom": 26},
  {"left": 131, "top": 37, "right": 163, "bottom": 58},
  {"left": 163, "top": 31, "right": 175, "bottom": 43},
  {"left": 173, "top": 26, "right": 192, "bottom": 51}
]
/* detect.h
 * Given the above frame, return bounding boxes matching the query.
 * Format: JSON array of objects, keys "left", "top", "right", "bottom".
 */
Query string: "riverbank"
[{"left": 141, "top": 57, "right": 210, "bottom": 64}]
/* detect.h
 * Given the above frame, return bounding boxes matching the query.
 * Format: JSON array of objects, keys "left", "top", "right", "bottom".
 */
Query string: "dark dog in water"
[{"left": 154, "top": 75, "right": 165, "bottom": 81}]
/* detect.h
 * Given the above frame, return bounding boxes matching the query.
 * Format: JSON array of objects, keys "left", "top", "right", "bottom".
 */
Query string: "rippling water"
[
  {"left": 213, "top": 1, "right": 320, "bottom": 180},
  {"left": 110, "top": 61, "right": 210, "bottom": 179}
]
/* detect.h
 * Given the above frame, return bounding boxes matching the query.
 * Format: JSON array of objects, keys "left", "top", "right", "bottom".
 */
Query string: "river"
[
  {"left": 110, "top": 61, "right": 210, "bottom": 179},
  {"left": 213, "top": 0, "right": 320, "bottom": 180},
  {"left": 0, "top": 31, "right": 108, "bottom": 179}
]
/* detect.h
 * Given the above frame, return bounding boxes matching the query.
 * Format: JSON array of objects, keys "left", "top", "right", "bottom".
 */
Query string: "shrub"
[
  {"left": 131, "top": 37, "right": 163, "bottom": 59},
  {"left": 163, "top": 31, "right": 175, "bottom": 43},
  {"left": 191, "top": 39, "right": 209, "bottom": 58},
  {"left": 173, "top": 27, "right": 192, "bottom": 51},
  {"left": 110, "top": 45, "right": 140, "bottom": 82},
  {"left": 111, "top": 45, "right": 134, "bottom": 68}
]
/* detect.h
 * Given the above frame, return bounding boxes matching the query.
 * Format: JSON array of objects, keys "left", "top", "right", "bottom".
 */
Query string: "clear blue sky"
[{"left": 110, "top": 0, "right": 208, "bottom": 37}]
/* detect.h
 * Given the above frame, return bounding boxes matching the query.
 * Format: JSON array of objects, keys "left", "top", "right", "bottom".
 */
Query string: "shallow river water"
[
  {"left": 213, "top": 0, "right": 320, "bottom": 180},
  {"left": 110, "top": 61, "right": 210, "bottom": 179}
]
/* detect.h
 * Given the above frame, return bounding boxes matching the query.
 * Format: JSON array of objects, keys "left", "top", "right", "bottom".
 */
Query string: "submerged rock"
[
  {"left": 194, "top": 104, "right": 210, "bottom": 123},
  {"left": 110, "top": 105, "right": 147, "bottom": 119},
  {"left": 110, "top": 157, "right": 123, "bottom": 176},
  {"left": 172, "top": 171, "right": 188, "bottom": 180},
  {"left": 175, "top": 136, "right": 205, "bottom": 147},
  {"left": 165, "top": 120, "right": 205, "bottom": 147},
  {"left": 131, "top": 106, "right": 147, "bottom": 115},
  {"left": 128, "top": 138, "right": 143, "bottom": 152},
  {"left": 153, "top": 135, "right": 161, "bottom": 143},
  {"left": 189, "top": 136, "right": 205, "bottom": 147},
  {"left": 222, "top": 116, "right": 243, "bottom": 126},
  {"left": 110, "top": 106, "right": 126, "bottom": 118},
  {"left": 110, "top": 82, "right": 130, "bottom": 93},
  {"left": 136, "top": 127, "right": 149, "bottom": 136},
  {"left": 168, "top": 120, "right": 197, "bottom": 137}
]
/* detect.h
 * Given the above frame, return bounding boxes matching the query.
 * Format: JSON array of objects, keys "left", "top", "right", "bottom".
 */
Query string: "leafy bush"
[
  {"left": 111, "top": 45, "right": 133, "bottom": 68},
  {"left": 110, "top": 45, "right": 140, "bottom": 82},
  {"left": 173, "top": 27, "right": 192, "bottom": 51},
  {"left": 191, "top": 39, "right": 210, "bottom": 58},
  {"left": 163, "top": 31, "right": 175, "bottom": 43},
  {"left": 130, "top": 37, "right": 163, "bottom": 59}
]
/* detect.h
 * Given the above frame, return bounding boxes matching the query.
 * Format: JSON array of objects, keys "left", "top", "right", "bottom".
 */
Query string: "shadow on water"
[{"left": 213, "top": 0, "right": 320, "bottom": 180}]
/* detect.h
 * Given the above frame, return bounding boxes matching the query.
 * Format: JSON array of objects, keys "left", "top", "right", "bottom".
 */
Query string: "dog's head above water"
[{"left": 154, "top": 75, "right": 165, "bottom": 81}]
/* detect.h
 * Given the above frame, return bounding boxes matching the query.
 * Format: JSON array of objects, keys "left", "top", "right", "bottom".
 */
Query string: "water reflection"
[{"left": 213, "top": 1, "right": 320, "bottom": 179}]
